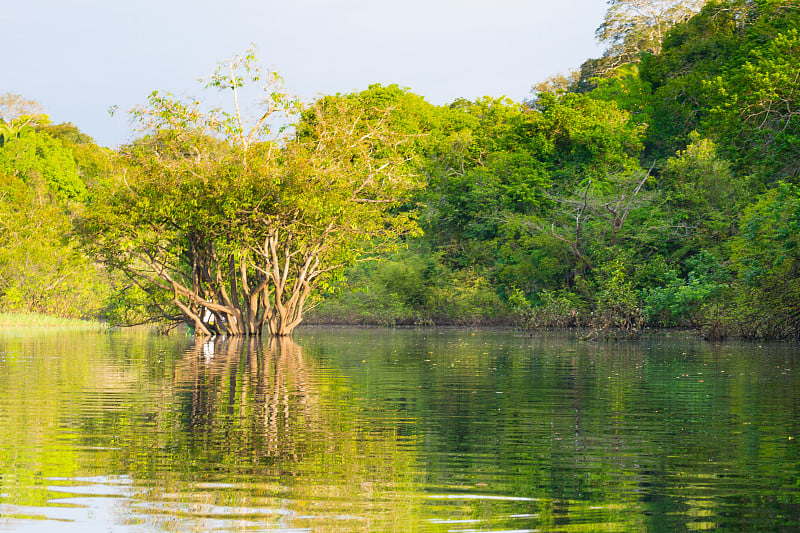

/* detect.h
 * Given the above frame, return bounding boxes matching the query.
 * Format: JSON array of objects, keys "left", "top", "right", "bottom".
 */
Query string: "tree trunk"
[{"left": 266, "top": 298, "right": 304, "bottom": 336}]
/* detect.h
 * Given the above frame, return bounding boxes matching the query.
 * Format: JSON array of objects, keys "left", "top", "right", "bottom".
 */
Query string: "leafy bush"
[
  {"left": 429, "top": 269, "right": 507, "bottom": 325},
  {"left": 509, "top": 288, "right": 584, "bottom": 329},
  {"left": 725, "top": 183, "right": 800, "bottom": 339},
  {"left": 595, "top": 259, "right": 644, "bottom": 331},
  {"left": 0, "top": 172, "right": 112, "bottom": 318},
  {"left": 641, "top": 251, "right": 728, "bottom": 327},
  {"left": 307, "top": 252, "right": 509, "bottom": 326}
]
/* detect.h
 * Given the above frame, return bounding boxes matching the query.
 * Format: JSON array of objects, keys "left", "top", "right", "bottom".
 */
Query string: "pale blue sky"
[{"left": 3, "top": 0, "right": 607, "bottom": 147}]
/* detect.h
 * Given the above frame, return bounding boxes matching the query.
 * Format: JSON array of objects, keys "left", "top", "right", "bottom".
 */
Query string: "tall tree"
[
  {"left": 586, "top": 0, "right": 707, "bottom": 79},
  {"left": 0, "top": 93, "right": 46, "bottom": 148},
  {"left": 0, "top": 93, "right": 45, "bottom": 124},
  {"left": 79, "top": 51, "right": 421, "bottom": 337}
]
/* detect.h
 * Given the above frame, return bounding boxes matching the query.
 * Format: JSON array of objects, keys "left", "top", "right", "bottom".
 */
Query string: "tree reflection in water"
[
  {"left": 174, "top": 335, "right": 320, "bottom": 469},
  {"left": 6, "top": 331, "right": 798, "bottom": 530},
  {"left": 135, "top": 334, "right": 423, "bottom": 531}
]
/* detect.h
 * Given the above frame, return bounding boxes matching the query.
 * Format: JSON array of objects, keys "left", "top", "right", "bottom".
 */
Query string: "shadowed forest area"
[{"left": 1, "top": 0, "right": 799, "bottom": 339}]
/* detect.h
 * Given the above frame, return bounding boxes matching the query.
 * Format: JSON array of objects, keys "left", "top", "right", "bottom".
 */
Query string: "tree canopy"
[{"left": 78, "top": 53, "right": 421, "bottom": 336}]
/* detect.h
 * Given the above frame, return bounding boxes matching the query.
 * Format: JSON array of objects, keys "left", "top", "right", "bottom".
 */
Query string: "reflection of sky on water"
[{"left": 3, "top": 475, "right": 310, "bottom": 532}]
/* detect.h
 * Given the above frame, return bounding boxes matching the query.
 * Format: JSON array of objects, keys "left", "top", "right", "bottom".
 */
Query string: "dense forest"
[{"left": 1, "top": 0, "right": 799, "bottom": 338}]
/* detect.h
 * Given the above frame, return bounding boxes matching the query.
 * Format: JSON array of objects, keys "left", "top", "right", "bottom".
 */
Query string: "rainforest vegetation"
[{"left": 1, "top": 0, "right": 799, "bottom": 338}]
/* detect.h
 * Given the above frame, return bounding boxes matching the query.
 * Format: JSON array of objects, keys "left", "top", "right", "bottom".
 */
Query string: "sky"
[{"left": 2, "top": 0, "right": 608, "bottom": 148}]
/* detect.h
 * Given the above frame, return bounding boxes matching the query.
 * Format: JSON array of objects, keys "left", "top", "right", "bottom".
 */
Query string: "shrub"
[
  {"left": 641, "top": 251, "right": 728, "bottom": 327},
  {"left": 595, "top": 259, "right": 644, "bottom": 331}
]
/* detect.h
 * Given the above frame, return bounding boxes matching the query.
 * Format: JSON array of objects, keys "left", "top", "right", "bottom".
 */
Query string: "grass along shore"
[{"left": 0, "top": 312, "right": 105, "bottom": 330}]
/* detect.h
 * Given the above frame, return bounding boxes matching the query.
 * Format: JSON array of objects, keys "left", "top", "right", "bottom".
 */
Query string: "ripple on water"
[{"left": 1, "top": 330, "right": 800, "bottom": 531}]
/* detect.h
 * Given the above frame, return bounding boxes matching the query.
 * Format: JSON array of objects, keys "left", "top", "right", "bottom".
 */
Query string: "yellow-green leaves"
[
  {"left": 0, "top": 130, "right": 86, "bottom": 202},
  {"left": 80, "top": 55, "right": 423, "bottom": 335}
]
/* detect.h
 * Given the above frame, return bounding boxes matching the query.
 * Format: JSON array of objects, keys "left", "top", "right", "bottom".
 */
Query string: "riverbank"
[{"left": 0, "top": 312, "right": 105, "bottom": 330}]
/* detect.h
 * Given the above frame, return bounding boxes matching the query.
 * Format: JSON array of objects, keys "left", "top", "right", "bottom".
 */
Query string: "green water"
[{"left": 0, "top": 327, "right": 798, "bottom": 531}]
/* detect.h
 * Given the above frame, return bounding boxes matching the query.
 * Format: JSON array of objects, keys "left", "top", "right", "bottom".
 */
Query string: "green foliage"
[
  {"left": 509, "top": 288, "right": 584, "bottom": 329},
  {"left": 595, "top": 259, "right": 644, "bottom": 332},
  {"left": 376, "top": 256, "right": 431, "bottom": 310},
  {"left": 0, "top": 172, "right": 112, "bottom": 318},
  {"left": 641, "top": 0, "right": 800, "bottom": 180},
  {"left": 524, "top": 92, "right": 645, "bottom": 185},
  {"left": 588, "top": 64, "right": 654, "bottom": 125},
  {"left": 705, "top": 22, "right": 800, "bottom": 181},
  {"left": 639, "top": 0, "right": 744, "bottom": 158},
  {"left": 0, "top": 114, "right": 119, "bottom": 320},
  {"left": 39, "top": 122, "right": 117, "bottom": 193},
  {"left": 641, "top": 251, "right": 728, "bottom": 327},
  {"left": 0, "top": 129, "right": 87, "bottom": 201},
  {"left": 494, "top": 216, "right": 574, "bottom": 294},
  {"left": 427, "top": 151, "right": 549, "bottom": 252},
  {"left": 732, "top": 183, "right": 800, "bottom": 285},
  {"left": 421, "top": 91, "right": 650, "bottom": 303},
  {"left": 545, "top": 167, "right": 661, "bottom": 286},
  {"left": 308, "top": 247, "right": 508, "bottom": 326},
  {"left": 727, "top": 182, "right": 800, "bottom": 338},
  {"left": 661, "top": 133, "right": 747, "bottom": 253},
  {"left": 4, "top": 1, "right": 800, "bottom": 339},
  {"left": 430, "top": 269, "right": 506, "bottom": 324},
  {"left": 79, "top": 56, "right": 423, "bottom": 336},
  {"left": 304, "top": 256, "right": 420, "bottom": 326},
  {"left": 0, "top": 120, "right": 34, "bottom": 148},
  {"left": 101, "top": 282, "right": 171, "bottom": 328},
  {"left": 310, "top": 252, "right": 439, "bottom": 326},
  {"left": 420, "top": 97, "right": 533, "bottom": 267}
]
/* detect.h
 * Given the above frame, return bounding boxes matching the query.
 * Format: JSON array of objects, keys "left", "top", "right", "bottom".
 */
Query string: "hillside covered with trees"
[{"left": 1, "top": 0, "right": 798, "bottom": 339}]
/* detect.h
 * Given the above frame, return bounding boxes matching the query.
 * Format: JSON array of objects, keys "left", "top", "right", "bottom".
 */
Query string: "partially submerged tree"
[{"left": 79, "top": 50, "right": 421, "bottom": 336}]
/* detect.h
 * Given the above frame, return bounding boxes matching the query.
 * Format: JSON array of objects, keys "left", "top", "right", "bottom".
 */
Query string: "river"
[{"left": 0, "top": 327, "right": 798, "bottom": 531}]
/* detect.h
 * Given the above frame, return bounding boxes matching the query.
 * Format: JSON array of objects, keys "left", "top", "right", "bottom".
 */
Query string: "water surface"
[{"left": 0, "top": 327, "right": 798, "bottom": 531}]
